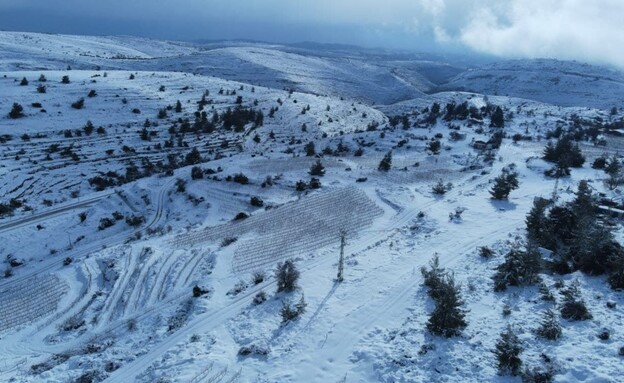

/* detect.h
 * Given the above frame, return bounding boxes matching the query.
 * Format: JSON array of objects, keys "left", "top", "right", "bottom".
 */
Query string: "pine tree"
[
  {"left": 280, "top": 294, "right": 307, "bottom": 323},
  {"left": 493, "top": 243, "right": 542, "bottom": 291},
  {"left": 175, "top": 100, "right": 182, "bottom": 113},
  {"left": 570, "top": 217, "right": 613, "bottom": 274},
  {"left": 543, "top": 142, "right": 557, "bottom": 162},
  {"left": 526, "top": 197, "right": 550, "bottom": 246},
  {"left": 490, "top": 170, "right": 519, "bottom": 200},
  {"left": 191, "top": 166, "right": 204, "bottom": 180},
  {"left": 605, "top": 155, "right": 622, "bottom": 189},
  {"left": 20, "top": 77, "right": 28, "bottom": 86},
  {"left": 185, "top": 148, "right": 202, "bottom": 165},
  {"left": 536, "top": 309, "right": 562, "bottom": 340},
  {"left": 608, "top": 253, "right": 624, "bottom": 290},
  {"left": 604, "top": 155, "right": 621, "bottom": 176},
  {"left": 309, "top": 159, "right": 325, "bottom": 176},
  {"left": 426, "top": 274, "right": 468, "bottom": 337},
  {"left": 378, "top": 151, "right": 392, "bottom": 172},
  {"left": 432, "top": 179, "right": 448, "bottom": 195},
  {"left": 305, "top": 141, "right": 316, "bottom": 157},
  {"left": 494, "top": 325, "right": 523, "bottom": 376},
  {"left": 276, "top": 260, "right": 300, "bottom": 293},
  {"left": 560, "top": 280, "right": 592, "bottom": 321},
  {"left": 421, "top": 255, "right": 446, "bottom": 300},
  {"left": 571, "top": 180, "right": 595, "bottom": 219},
  {"left": 543, "top": 136, "right": 585, "bottom": 170},
  {"left": 8, "top": 103, "right": 24, "bottom": 119},
  {"left": 490, "top": 106, "right": 505, "bottom": 128},
  {"left": 427, "top": 140, "right": 441, "bottom": 154}
]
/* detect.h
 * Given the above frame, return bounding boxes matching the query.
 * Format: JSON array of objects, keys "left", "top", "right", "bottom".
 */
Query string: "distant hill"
[{"left": 437, "top": 59, "right": 624, "bottom": 110}]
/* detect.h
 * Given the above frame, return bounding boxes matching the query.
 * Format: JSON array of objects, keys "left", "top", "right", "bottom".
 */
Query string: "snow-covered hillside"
[
  {"left": 1, "top": 31, "right": 624, "bottom": 383},
  {"left": 0, "top": 31, "right": 198, "bottom": 71},
  {"left": 440, "top": 59, "right": 624, "bottom": 110}
]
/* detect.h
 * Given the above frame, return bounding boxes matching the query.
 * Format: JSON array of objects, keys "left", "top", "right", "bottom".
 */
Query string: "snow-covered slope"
[{"left": 0, "top": 31, "right": 197, "bottom": 72}]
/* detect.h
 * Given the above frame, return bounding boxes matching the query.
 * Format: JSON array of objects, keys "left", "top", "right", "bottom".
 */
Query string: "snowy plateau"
[{"left": 0, "top": 31, "right": 623, "bottom": 383}]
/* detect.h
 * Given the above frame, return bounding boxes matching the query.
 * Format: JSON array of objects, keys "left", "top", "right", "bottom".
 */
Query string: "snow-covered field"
[{"left": 1, "top": 31, "right": 623, "bottom": 383}]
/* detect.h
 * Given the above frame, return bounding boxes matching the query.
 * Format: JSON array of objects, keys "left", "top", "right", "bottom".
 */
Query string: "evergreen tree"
[
  {"left": 592, "top": 155, "right": 607, "bottom": 170},
  {"left": 185, "top": 147, "right": 202, "bottom": 165},
  {"left": 543, "top": 136, "right": 585, "bottom": 173},
  {"left": 604, "top": 155, "right": 622, "bottom": 189},
  {"left": 571, "top": 180, "right": 595, "bottom": 219},
  {"left": 526, "top": 197, "right": 550, "bottom": 245},
  {"left": 490, "top": 170, "right": 519, "bottom": 200},
  {"left": 427, "top": 140, "right": 441, "bottom": 154},
  {"left": 536, "top": 309, "right": 562, "bottom": 340},
  {"left": 570, "top": 216, "right": 614, "bottom": 274},
  {"left": 71, "top": 98, "right": 85, "bottom": 109},
  {"left": 308, "top": 177, "right": 322, "bottom": 189},
  {"left": 560, "top": 280, "right": 592, "bottom": 321},
  {"left": 432, "top": 179, "right": 448, "bottom": 195},
  {"left": 20, "top": 77, "right": 28, "bottom": 86},
  {"left": 543, "top": 142, "right": 557, "bottom": 162},
  {"left": 305, "top": 141, "right": 316, "bottom": 157},
  {"left": 493, "top": 243, "right": 542, "bottom": 291},
  {"left": 494, "top": 325, "right": 523, "bottom": 376},
  {"left": 125, "top": 162, "right": 141, "bottom": 182},
  {"left": 426, "top": 274, "right": 468, "bottom": 337},
  {"left": 425, "top": 102, "right": 441, "bottom": 124},
  {"left": 191, "top": 166, "right": 204, "bottom": 180},
  {"left": 421, "top": 255, "right": 446, "bottom": 300},
  {"left": 489, "top": 131, "right": 504, "bottom": 149},
  {"left": 276, "top": 260, "right": 300, "bottom": 293},
  {"left": 309, "top": 159, "right": 325, "bottom": 176},
  {"left": 604, "top": 155, "right": 621, "bottom": 176},
  {"left": 8, "top": 103, "right": 24, "bottom": 119},
  {"left": 281, "top": 294, "right": 307, "bottom": 323},
  {"left": 295, "top": 180, "right": 307, "bottom": 191},
  {"left": 378, "top": 151, "right": 392, "bottom": 172},
  {"left": 490, "top": 106, "right": 505, "bottom": 128},
  {"left": 608, "top": 253, "right": 624, "bottom": 290},
  {"left": 175, "top": 100, "right": 182, "bottom": 113}
]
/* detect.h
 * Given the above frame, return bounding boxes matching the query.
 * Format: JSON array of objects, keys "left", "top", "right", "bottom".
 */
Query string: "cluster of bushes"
[
  {"left": 220, "top": 106, "right": 264, "bottom": 132},
  {"left": 418, "top": 102, "right": 505, "bottom": 127},
  {"left": 295, "top": 177, "right": 321, "bottom": 191},
  {"left": 526, "top": 180, "right": 624, "bottom": 288},
  {"left": 492, "top": 243, "right": 541, "bottom": 291},
  {"left": 543, "top": 135, "right": 585, "bottom": 177},
  {"left": 0, "top": 199, "right": 24, "bottom": 217}
]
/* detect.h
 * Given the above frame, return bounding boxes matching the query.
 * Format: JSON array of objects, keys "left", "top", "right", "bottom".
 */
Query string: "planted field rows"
[
  {"left": 171, "top": 187, "right": 383, "bottom": 272},
  {"left": 247, "top": 157, "right": 343, "bottom": 174},
  {"left": 0, "top": 275, "right": 68, "bottom": 332}
]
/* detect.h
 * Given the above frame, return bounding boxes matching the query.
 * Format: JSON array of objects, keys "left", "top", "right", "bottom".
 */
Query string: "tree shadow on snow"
[{"left": 489, "top": 199, "right": 517, "bottom": 212}]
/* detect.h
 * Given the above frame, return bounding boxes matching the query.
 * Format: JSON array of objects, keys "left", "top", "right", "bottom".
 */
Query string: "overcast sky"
[{"left": 1, "top": 0, "right": 623, "bottom": 68}]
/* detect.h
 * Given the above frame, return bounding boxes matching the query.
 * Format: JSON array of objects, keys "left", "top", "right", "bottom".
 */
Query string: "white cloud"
[{"left": 459, "top": 0, "right": 624, "bottom": 68}]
